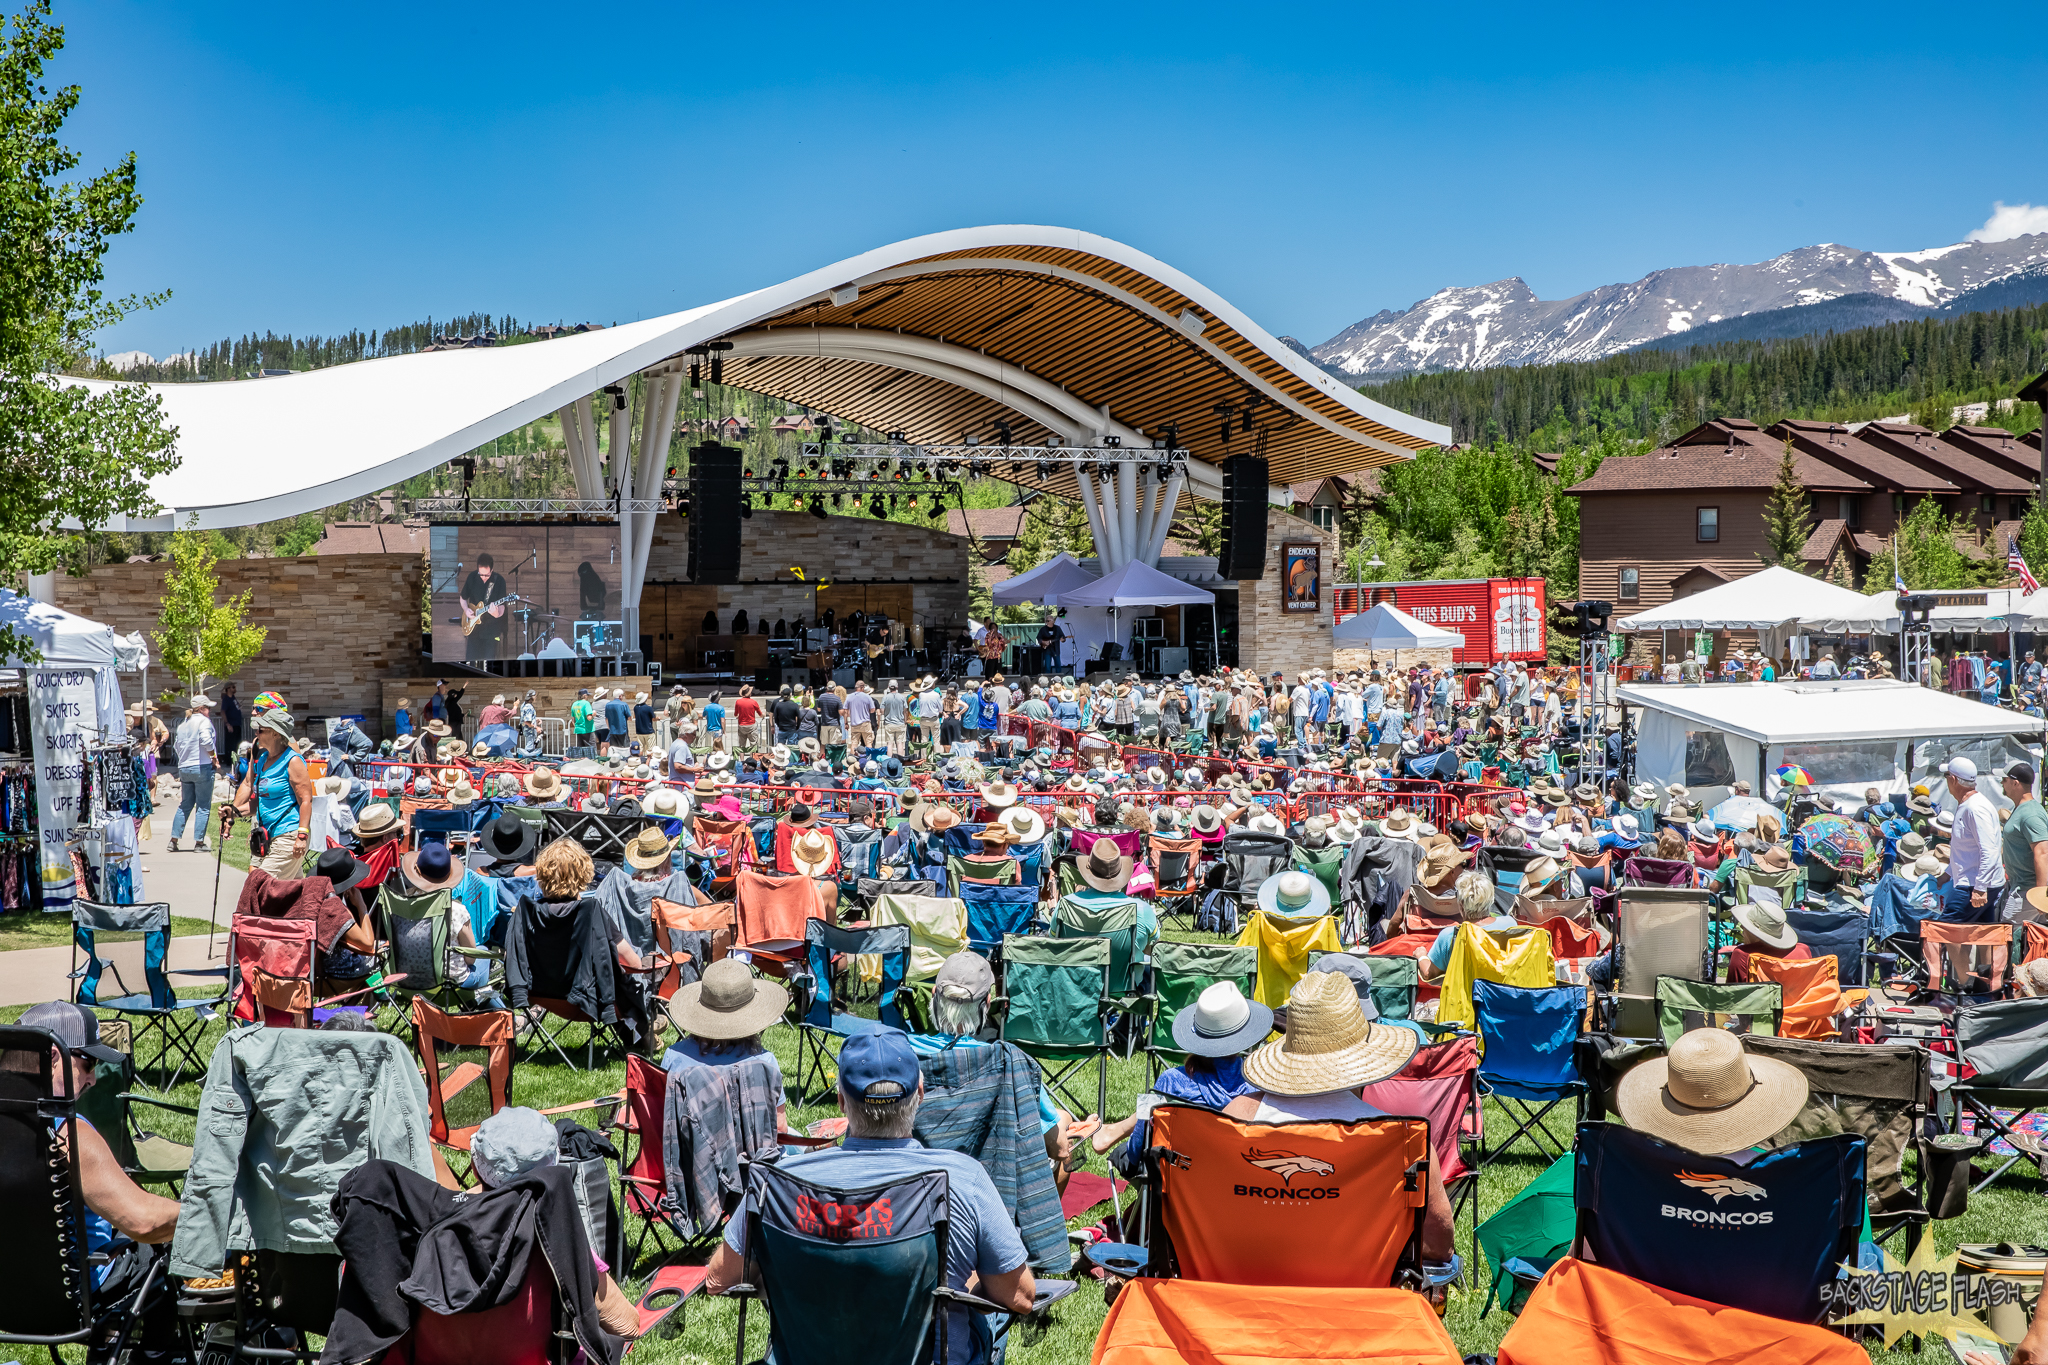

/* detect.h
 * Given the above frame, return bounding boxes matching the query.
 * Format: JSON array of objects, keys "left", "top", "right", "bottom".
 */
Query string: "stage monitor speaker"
[
  {"left": 688, "top": 443, "right": 743, "bottom": 584},
  {"left": 1219, "top": 454, "right": 1269, "bottom": 581}
]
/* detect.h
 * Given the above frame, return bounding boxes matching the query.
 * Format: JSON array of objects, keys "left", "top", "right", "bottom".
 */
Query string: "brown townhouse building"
[{"left": 1568, "top": 417, "right": 2042, "bottom": 616}]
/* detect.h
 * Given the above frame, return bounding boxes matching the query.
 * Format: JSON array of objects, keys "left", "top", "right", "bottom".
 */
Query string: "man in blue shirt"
[
  {"left": 704, "top": 1032, "right": 1035, "bottom": 1364},
  {"left": 603, "top": 688, "right": 632, "bottom": 748}
]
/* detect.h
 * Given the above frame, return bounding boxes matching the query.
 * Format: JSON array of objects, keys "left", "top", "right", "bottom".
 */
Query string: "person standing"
[
  {"left": 844, "top": 680, "right": 876, "bottom": 755},
  {"left": 700, "top": 690, "right": 727, "bottom": 755},
  {"left": 2002, "top": 761, "right": 2048, "bottom": 921},
  {"left": 221, "top": 681, "right": 245, "bottom": 755},
  {"left": 732, "top": 685, "right": 762, "bottom": 753},
  {"left": 1943, "top": 757, "right": 2006, "bottom": 922},
  {"left": 570, "top": 687, "right": 595, "bottom": 756},
  {"left": 878, "top": 680, "right": 909, "bottom": 757},
  {"left": 168, "top": 694, "right": 220, "bottom": 853},
  {"left": 769, "top": 686, "right": 802, "bottom": 749},
  {"left": 443, "top": 683, "right": 468, "bottom": 741},
  {"left": 633, "top": 691, "right": 656, "bottom": 741},
  {"left": 233, "top": 710, "right": 313, "bottom": 876},
  {"left": 818, "top": 682, "right": 846, "bottom": 767}
]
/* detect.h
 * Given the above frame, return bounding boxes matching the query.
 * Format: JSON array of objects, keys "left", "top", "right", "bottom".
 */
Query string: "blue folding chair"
[
  {"left": 68, "top": 900, "right": 223, "bottom": 1088},
  {"left": 1471, "top": 981, "right": 1586, "bottom": 1164},
  {"left": 1574, "top": 1122, "right": 1865, "bottom": 1324},
  {"left": 959, "top": 882, "right": 1038, "bottom": 957},
  {"left": 789, "top": 919, "right": 911, "bottom": 1104},
  {"left": 409, "top": 802, "right": 495, "bottom": 854},
  {"left": 1785, "top": 906, "right": 1869, "bottom": 986}
]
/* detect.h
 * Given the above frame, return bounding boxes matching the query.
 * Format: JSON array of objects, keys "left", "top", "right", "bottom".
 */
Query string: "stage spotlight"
[
  {"left": 832, "top": 493, "right": 843, "bottom": 507},
  {"left": 809, "top": 496, "right": 826, "bottom": 519},
  {"left": 1037, "top": 460, "right": 1055, "bottom": 480},
  {"left": 1103, "top": 434, "right": 1121, "bottom": 449},
  {"left": 926, "top": 500, "right": 945, "bottom": 519},
  {"left": 868, "top": 496, "right": 886, "bottom": 518},
  {"left": 994, "top": 420, "right": 1013, "bottom": 446}
]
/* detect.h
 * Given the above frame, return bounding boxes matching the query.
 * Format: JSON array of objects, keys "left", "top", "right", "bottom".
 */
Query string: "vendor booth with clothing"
[{"left": 1619, "top": 678, "right": 2042, "bottom": 814}]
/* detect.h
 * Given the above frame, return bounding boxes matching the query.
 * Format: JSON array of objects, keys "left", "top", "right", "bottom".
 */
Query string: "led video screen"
[{"left": 428, "top": 523, "right": 624, "bottom": 663}]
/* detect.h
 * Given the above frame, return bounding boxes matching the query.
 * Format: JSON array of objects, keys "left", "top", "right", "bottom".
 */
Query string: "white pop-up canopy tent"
[
  {"left": 1056, "top": 560, "right": 1215, "bottom": 674},
  {"left": 1616, "top": 566, "right": 1881, "bottom": 632},
  {"left": 1332, "top": 601, "right": 1467, "bottom": 651},
  {"left": 1619, "top": 678, "right": 2041, "bottom": 814},
  {"left": 0, "top": 590, "right": 129, "bottom": 737},
  {"left": 990, "top": 552, "right": 1099, "bottom": 607},
  {"left": 1803, "top": 586, "right": 2048, "bottom": 634}
]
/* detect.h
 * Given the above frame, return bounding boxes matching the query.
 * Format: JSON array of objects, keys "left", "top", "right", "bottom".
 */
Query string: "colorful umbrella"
[
  {"left": 1708, "top": 795, "right": 1778, "bottom": 831},
  {"left": 1775, "top": 764, "right": 1815, "bottom": 787},
  {"left": 1796, "top": 813, "right": 1875, "bottom": 878}
]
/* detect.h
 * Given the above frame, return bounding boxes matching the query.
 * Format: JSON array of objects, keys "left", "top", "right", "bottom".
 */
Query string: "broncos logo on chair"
[
  {"left": 1242, "top": 1148, "right": 1336, "bottom": 1184},
  {"left": 1674, "top": 1171, "right": 1767, "bottom": 1202}
]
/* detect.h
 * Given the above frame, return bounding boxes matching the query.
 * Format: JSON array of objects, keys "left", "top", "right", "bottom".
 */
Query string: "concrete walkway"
[{"left": 0, "top": 780, "right": 247, "bottom": 1007}]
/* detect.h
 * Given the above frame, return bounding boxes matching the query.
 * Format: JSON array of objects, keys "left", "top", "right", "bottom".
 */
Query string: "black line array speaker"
[
  {"left": 687, "top": 442, "right": 743, "bottom": 584},
  {"left": 1219, "top": 454, "right": 1269, "bottom": 581}
]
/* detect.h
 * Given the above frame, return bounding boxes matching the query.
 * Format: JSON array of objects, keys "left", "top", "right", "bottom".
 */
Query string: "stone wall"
[
  {"left": 1236, "top": 509, "right": 1337, "bottom": 679},
  {"left": 57, "top": 553, "right": 423, "bottom": 738},
  {"left": 644, "top": 510, "right": 972, "bottom": 634}
]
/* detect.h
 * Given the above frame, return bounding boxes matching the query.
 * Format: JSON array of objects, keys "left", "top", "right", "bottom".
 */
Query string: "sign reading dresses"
[{"left": 29, "top": 667, "right": 95, "bottom": 910}]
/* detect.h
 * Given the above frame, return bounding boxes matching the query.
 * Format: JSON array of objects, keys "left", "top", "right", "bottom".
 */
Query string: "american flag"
[{"left": 2010, "top": 538, "right": 2040, "bottom": 595}]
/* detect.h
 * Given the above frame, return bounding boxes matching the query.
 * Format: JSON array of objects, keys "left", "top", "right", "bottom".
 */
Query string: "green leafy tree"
[
  {"left": 966, "top": 558, "right": 992, "bottom": 623},
  {"left": 153, "top": 521, "right": 266, "bottom": 697},
  {"left": 0, "top": 0, "right": 179, "bottom": 659},
  {"left": 1893, "top": 496, "right": 1981, "bottom": 590},
  {"left": 1758, "top": 439, "right": 1812, "bottom": 569}
]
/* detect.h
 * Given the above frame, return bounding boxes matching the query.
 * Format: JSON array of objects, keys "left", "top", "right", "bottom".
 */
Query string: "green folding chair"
[
  {"left": 1654, "top": 975, "right": 1782, "bottom": 1045},
  {"left": 1052, "top": 893, "right": 1155, "bottom": 999},
  {"left": 1308, "top": 949, "right": 1419, "bottom": 1020},
  {"left": 382, "top": 885, "right": 498, "bottom": 1023},
  {"left": 1143, "top": 941, "right": 1258, "bottom": 1078},
  {"left": 1475, "top": 1152, "right": 1577, "bottom": 1316},
  {"left": 1293, "top": 842, "right": 1346, "bottom": 905},
  {"left": 997, "top": 933, "right": 1113, "bottom": 1120}
]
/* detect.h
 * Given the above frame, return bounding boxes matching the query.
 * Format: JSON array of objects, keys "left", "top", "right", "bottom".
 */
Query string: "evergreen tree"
[{"left": 1758, "top": 439, "right": 1812, "bottom": 569}]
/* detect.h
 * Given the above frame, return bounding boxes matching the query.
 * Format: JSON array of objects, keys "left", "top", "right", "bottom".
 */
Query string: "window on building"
[
  {"left": 1618, "top": 567, "right": 1639, "bottom": 601},
  {"left": 1305, "top": 505, "right": 1337, "bottom": 532},
  {"left": 1837, "top": 494, "right": 1860, "bottom": 529},
  {"left": 1696, "top": 507, "right": 1719, "bottom": 543}
]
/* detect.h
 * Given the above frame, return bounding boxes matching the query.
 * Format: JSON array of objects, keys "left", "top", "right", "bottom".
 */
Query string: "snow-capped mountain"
[{"left": 1311, "top": 234, "right": 2048, "bottom": 377}]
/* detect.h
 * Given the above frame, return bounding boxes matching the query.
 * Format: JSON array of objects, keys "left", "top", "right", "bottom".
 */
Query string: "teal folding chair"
[{"left": 997, "top": 933, "right": 1113, "bottom": 1119}]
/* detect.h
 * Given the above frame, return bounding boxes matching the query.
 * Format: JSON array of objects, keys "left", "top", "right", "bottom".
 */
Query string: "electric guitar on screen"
[{"left": 460, "top": 595, "right": 529, "bottom": 636}]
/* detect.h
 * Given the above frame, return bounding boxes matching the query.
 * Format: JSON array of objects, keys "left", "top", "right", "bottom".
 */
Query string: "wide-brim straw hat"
[
  {"left": 673, "top": 959, "right": 790, "bottom": 1040},
  {"left": 424, "top": 719, "right": 452, "bottom": 738},
  {"left": 1078, "top": 836, "right": 1133, "bottom": 892},
  {"left": 790, "top": 828, "right": 837, "bottom": 874},
  {"left": 1381, "top": 809, "right": 1420, "bottom": 841},
  {"left": 1615, "top": 1027, "right": 1809, "bottom": 1154},
  {"left": 623, "top": 827, "right": 675, "bottom": 871},
  {"left": 1729, "top": 898, "right": 1799, "bottom": 950},
  {"left": 1243, "top": 972, "right": 1418, "bottom": 1095},
  {"left": 997, "top": 804, "right": 1047, "bottom": 843},
  {"left": 979, "top": 780, "right": 1021, "bottom": 809},
  {"left": 353, "top": 803, "right": 402, "bottom": 842},
  {"left": 524, "top": 768, "right": 562, "bottom": 799}
]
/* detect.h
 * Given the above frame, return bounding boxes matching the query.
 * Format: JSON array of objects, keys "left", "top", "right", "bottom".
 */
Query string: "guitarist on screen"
[{"left": 460, "top": 552, "right": 510, "bottom": 661}]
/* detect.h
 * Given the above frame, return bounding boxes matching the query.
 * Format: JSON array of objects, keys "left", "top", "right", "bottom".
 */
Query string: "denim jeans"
[
  {"left": 1942, "top": 881, "right": 2005, "bottom": 923},
  {"left": 173, "top": 764, "right": 216, "bottom": 841}
]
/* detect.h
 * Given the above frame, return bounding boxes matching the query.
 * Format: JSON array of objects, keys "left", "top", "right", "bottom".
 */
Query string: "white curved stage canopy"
[{"left": 68, "top": 225, "right": 1449, "bottom": 531}]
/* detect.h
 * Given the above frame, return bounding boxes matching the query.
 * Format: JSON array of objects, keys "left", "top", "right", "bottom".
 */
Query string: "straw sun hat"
[
  {"left": 673, "top": 959, "right": 789, "bottom": 1040},
  {"left": 1615, "top": 1027, "right": 1809, "bottom": 1155},
  {"left": 1242, "top": 971, "right": 1418, "bottom": 1096}
]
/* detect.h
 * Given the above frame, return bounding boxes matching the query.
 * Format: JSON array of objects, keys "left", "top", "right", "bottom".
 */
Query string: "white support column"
[
  {"left": 579, "top": 397, "right": 603, "bottom": 493},
  {"left": 1116, "top": 460, "right": 1138, "bottom": 574},
  {"left": 1132, "top": 469, "right": 1163, "bottom": 564},
  {"left": 609, "top": 393, "right": 636, "bottom": 667},
  {"left": 1142, "top": 471, "right": 1186, "bottom": 565},
  {"left": 1095, "top": 469, "right": 1127, "bottom": 571},
  {"left": 1076, "top": 469, "right": 1112, "bottom": 570},
  {"left": 559, "top": 400, "right": 598, "bottom": 497},
  {"left": 629, "top": 374, "right": 681, "bottom": 612}
]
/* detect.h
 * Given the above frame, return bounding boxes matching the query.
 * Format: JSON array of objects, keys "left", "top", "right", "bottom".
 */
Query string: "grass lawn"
[
  {"left": 8, "top": 948, "right": 2042, "bottom": 1364},
  {"left": 0, "top": 912, "right": 218, "bottom": 953}
]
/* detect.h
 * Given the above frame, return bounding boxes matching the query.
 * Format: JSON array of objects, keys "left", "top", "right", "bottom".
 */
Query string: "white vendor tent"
[
  {"left": 991, "top": 553, "right": 1099, "bottom": 607},
  {"left": 1620, "top": 678, "right": 2041, "bottom": 814},
  {"left": 0, "top": 590, "right": 128, "bottom": 737},
  {"left": 1332, "top": 601, "right": 1467, "bottom": 650},
  {"left": 1615, "top": 566, "right": 1880, "bottom": 632},
  {"left": 1803, "top": 586, "right": 2048, "bottom": 634},
  {"left": 1056, "top": 560, "right": 1215, "bottom": 609}
]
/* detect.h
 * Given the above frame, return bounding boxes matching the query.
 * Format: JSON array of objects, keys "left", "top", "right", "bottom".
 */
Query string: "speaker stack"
[
  {"left": 1219, "top": 454, "right": 1269, "bottom": 581},
  {"left": 687, "top": 443, "right": 743, "bottom": 585}
]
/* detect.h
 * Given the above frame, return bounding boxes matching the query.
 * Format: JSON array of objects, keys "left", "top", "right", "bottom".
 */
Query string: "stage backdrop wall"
[
  {"left": 57, "top": 552, "right": 423, "bottom": 740},
  {"left": 1236, "top": 509, "right": 1338, "bottom": 681}
]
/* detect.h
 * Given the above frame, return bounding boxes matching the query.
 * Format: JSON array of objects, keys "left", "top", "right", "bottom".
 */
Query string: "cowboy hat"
[
  {"left": 1571, "top": 782, "right": 1600, "bottom": 804},
  {"left": 769, "top": 744, "right": 793, "bottom": 767},
  {"left": 1615, "top": 1027, "right": 1809, "bottom": 1155},
  {"left": 313, "top": 775, "right": 350, "bottom": 798},
  {"left": 644, "top": 786, "right": 688, "bottom": 818},
  {"left": 623, "top": 826, "right": 675, "bottom": 872},
  {"left": 979, "top": 779, "right": 1020, "bottom": 810},
  {"left": 673, "top": 958, "right": 789, "bottom": 1040},
  {"left": 424, "top": 719, "right": 452, "bottom": 738},
  {"left": 789, "top": 826, "right": 836, "bottom": 876},
  {"left": 475, "top": 812, "right": 538, "bottom": 866},
  {"left": 1381, "top": 808, "right": 1420, "bottom": 841},
  {"left": 1078, "top": 836, "right": 1133, "bottom": 893},
  {"left": 523, "top": 768, "right": 562, "bottom": 800},
  {"left": 353, "top": 803, "right": 402, "bottom": 843},
  {"left": 438, "top": 740, "right": 469, "bottom": 761},
  {"left": 1243, "top": 971, "right": 1418, "bottom": 1095},
  {"left": 1258, "top": 868, "right": 1332, "bottom": 918},
  {"left": 313, "top": 847, "right": 372, "bottom": 893},
  {"left": 1170, "top": 981, "right": 1275, "bottom": 1057},
  {"left": 1245, "top": 809, "right": 1283, "bottom": 837},
  {"left": 1190, "top": 804, "right": 1224, "bottom": 835},
  {"left": 704, "top": 750, "right": 732, "bottom": 771},
  {"left": 997, "top": 804, "right": 1047, "bottom": 844},
  {"left": 926, "top": 805, "right": 962, "bottom": 833},
  {"left": 400, "top": 839, "right": 465, "bottom": 892},
  {"left": 447, "top": 781, "right": 477, "bottom": 808},
  {"left": 1299, "top": 814, "right": 1333, "bottom": 849},
  {"left": 1729, "top": 898, "right": 1799, "bottom": 950},
  {"left": 1629, "top": 782, "right": 1658, "bottom": 805},
  {"left": 1757, "top": 844, "right": 1793, "bottom": 871},
  {"left": 971, "top": 824, "right": 1012, "bottom": 850}
]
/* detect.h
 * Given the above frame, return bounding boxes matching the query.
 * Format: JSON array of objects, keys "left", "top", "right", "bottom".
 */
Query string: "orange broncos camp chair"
[
  {"left": 1140, "top": 1103, "right": 1430, "bottom": 1289},
  {"left": 1750, "top": 953, "right": 1865, "bottom": 1041},
  {"left": 1090, "top": 1277, "right": 1460, "bottom": 1365},
  {"left": 1496, "top": 1257, "right": 1865, "bottom": 1365}
]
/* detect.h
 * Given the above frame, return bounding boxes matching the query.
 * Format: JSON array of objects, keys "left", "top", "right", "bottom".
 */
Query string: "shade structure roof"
[
  {"left": 1331, "top": 600, "right": 1466, "bottom": 649},
  {"left": 1800, "top": 586, "right": 2048, "bottom": 633},
  {"left": 1615, "top": 679, "right": 2038, "bottom": 746},
  {"left": 991, "top": 552, "right": 1099, "bottom": 606},
  {"left": 0, "top": 589, "right": 119, "bottom": 669},
  {"left": 65, "top": 226, "right": 1451, "bottom": 530},
  {"left": 1056, "top": 558, "right": 1215, "bottom": 608},
  {"left": 1613, "top": 566, "right": 1880, "bottom": 632}
]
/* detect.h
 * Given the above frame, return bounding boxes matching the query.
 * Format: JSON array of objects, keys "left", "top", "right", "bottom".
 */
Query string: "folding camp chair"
[
  {"left": 1474, "top": 1154, "right": 1575, "bottom": 1317},
  {"left": 790, "top": 919, "right": 911, "bottom": 1104},
  {"left": 1091, "top": 1278, "right": 1462, "bottom": 1365},
  {"left": 1435, "top": 921, "right": 1556, "bottom": 1030},
  {"left": 1618, "top": 856, "right": 1699, "bottom": 890},
  {"left": 1496, "top": 1257, "right": 1868, "bottom": 1365},
  {"left": 69, "top": 899, "right": 222, "bottom": 1088},
  {"left": 1741, "top": 1034, "right": 1931, "bottom": 1245},
  {"left": 1142, "top": 941, "right": 1257, "bottom": 1077},
  {"left": 409, "top": 802, "right": 491, "bottom": 855},
  {"left": 1219, "top": 829, "right": 1294, "bottom": 914},
  {"left": 1921, "top": 919, "right": 2013, "bottom": 997},
  {"left": 1139, "top": 1104, "right": 1431, "bottom": 1289},
  {"left": 506, "top": 894, "right": 634, "bottom": 1071},
  {"left": 75, "top": 1021, "right": 194, "bottom": 1191},
  {"left": 728, "top": 1161, "right": 1045, "bottom": 1365},
  {"left": 542, "top": 807, "right": 648, "bottom": 865},
  {"left": 996, "top": 932, "right": 1113, "bottom": 1120},
  {"left": 1359, "top": 1035, "right": 1484, "bottom": 1236},
  {"left": 1293, "top": 839, "right": 1347, "bottom": 905},
  {"left": 1599, "top": 887, "right": 1712, "bottom": 1038},
  {"left": 867, "top": 892, "right": 969, "bottom": 983},
  {"left": 1471, "top": 981, "right": 1585, "bottom": 1164},
  {"left": 1148, "top": 835, "right": 1205, "bottom": 931},
  {"left": 1654, "top": 976, "right": 1782, "bottom": 1044},
  {"left": 1572, "top": 1122, "right": 1866, "bottom": 1324},
  {"left": 1308, "top": 948, "right": 1418, "bottom": 1020},
  {"left": 1407, "top": 884, "right": 1464, "bottom": 932},
  {"left": 1728, "top": 861, "right": 1803, "bottom": 913},
  {"left": 690, "top": 815, "right": 754, "bottom": 900},
  {"left": 1785, "top": 906, "right": 1869, "bottom": 985},
  {"left": 649, "top": 896, "right": 734, "bottom": 1011},
  {"left": 1949, "top": 995, "right": 2048, "bottom": 1194},
  {"left": 732, "top": 867, "right": 829, "bottom": 973},
  {"left": 957, "top": 882, "right": 1038, "bottom": 958},
  {"left": 1750, "top": 954, "right": 1863, "bottom": 1041},
  {"left": 411, "top": 997, "right": 513, "bottom": 1180},
  {"left": 1052, "top": 892, "right": 1155, "bottom": 1000},
  {"left": 382, "top": 883, "right": 499, "bottom": 1021},
  {"left": 0, "top": 1027, "right": 176, "bottom": 1360},
  {"left": 1235, "top": 908, "right": 1342, "bottom": 1009}
]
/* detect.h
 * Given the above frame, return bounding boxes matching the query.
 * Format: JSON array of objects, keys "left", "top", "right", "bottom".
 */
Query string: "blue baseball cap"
[{"left": 838, "top": 1032, "right": 921, "bottom": 1105}]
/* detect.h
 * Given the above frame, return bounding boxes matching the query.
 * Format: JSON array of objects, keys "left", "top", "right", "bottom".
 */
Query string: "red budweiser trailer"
[{"left": 1330, "top": 577, "right": 1547, "bottom": 669}]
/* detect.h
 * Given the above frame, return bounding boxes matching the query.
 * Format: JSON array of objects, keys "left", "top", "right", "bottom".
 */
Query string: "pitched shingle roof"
[
  {"left": 1770, "top": 419, "right": 1959, "bottom": 494},
  {"left": 1566, "top": 421, "right": 1871, "bottom": 495},
  {"left": 1857, "top": 423, "right": 2033, "bottom": 493}
]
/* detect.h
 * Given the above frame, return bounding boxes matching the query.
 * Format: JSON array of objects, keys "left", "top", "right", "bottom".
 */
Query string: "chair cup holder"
[{"left": 1921, "top": 1134, "right": 1986, "bottom": 1221}]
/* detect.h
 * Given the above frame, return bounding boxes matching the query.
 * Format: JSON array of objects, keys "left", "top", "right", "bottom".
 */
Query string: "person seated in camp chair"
[
  {"left": 1219, "top": 972, "right": 1456, "bottom": 1263},
  {"left": 1092, "top": 981, "right": 1265, "bottom": 1176},
  {"left": 704, "top": 1032, "right": 1037, "bottom": 1363},
  {"left": 1415, "top": 869, "right": 1518, "bottom": 984},
  {"left": 3, "top": 1003, "right": 183, "bottom": 1363},
  {"left": 1723, "top": 898, "right": 1812, "bottom": 983},
  {"left": 1614, "top": 1026, "right": 1808, "bottom": 1157},
  {"left": 662, "top": 959, "right": 789, "bottom": 1134},
  {"left": 906, "top": 952, "right": 1097, "bottom": 1191}
]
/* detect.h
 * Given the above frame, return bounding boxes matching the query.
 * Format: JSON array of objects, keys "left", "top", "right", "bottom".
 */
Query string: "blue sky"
[{"left": 59, "top": 0, "right": 2048, "bottom": 358}]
